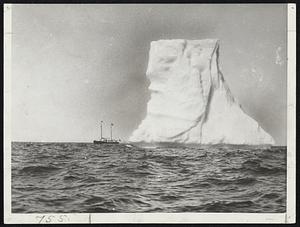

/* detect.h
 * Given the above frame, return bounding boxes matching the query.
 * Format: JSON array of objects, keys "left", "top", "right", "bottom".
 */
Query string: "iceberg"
[{"left": 130, "top": 39, "right": 275, "bottom": 145}]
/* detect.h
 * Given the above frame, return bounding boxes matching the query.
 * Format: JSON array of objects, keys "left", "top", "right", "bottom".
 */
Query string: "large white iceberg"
[{"left": 130, "top": 39, "right": 275, "bottom": 145}]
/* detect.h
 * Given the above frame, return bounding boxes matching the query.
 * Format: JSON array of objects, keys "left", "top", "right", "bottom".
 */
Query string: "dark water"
[{"left": 12, "top": 142, "right": 286, "bottom": 213}]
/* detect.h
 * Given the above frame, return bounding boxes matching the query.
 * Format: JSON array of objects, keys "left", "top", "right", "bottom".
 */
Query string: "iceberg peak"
[{"left": 130, "top": 39, "right": 275, "bottom": 145}]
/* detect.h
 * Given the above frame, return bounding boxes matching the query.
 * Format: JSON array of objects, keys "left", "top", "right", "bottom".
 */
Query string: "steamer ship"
[{"left": 93, "top": 121, "right": 120, "bottom": 144}]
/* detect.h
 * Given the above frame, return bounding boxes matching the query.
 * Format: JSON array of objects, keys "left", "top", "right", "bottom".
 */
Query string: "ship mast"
[
  {"left": 110, "top": 123, "right": 114, "bottom": 141},
  {"left": 100, "top": 121, "right": 103, "bottom": 139}
]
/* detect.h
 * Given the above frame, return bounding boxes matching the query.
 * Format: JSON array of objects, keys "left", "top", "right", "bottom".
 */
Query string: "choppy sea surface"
[{"left": 12, "top": 142, "right": 286, "bottom": 213}]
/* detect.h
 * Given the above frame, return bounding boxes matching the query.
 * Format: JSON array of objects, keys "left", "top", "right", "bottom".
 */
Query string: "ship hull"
[{"left": 93, "top": 140, "right": 119, "bottom": 144}]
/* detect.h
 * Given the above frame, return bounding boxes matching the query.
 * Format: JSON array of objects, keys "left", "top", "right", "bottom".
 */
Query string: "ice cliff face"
[{"left": 130, "top": 39, "right": 275, "bottom": 145}]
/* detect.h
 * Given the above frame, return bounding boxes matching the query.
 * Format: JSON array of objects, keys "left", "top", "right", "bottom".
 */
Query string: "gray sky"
[{"left": 11, "top": 4, "right": 287, "bottom": 145}]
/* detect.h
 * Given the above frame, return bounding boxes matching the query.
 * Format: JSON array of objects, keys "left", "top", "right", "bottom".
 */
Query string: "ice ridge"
[{"left": 130, "top": 39, "right": 275, "bottom": 145}]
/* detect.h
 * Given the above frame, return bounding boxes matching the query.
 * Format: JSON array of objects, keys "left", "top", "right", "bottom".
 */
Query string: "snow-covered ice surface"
[{"left": 130, "top": 39, "right": 275, "bottom": 145}]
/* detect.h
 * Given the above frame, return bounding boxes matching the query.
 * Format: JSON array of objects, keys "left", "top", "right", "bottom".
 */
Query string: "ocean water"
[{"left": 12, "top": 142, "right": 286, "bottom": 213}]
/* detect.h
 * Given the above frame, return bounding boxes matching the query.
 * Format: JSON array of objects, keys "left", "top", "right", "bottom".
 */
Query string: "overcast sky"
[{"left": 11, "top": 4, "right": 287, "bottom": 145}]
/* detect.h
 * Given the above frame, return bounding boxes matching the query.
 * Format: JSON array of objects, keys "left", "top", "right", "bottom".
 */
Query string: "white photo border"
[{"left": 3, "top": 3, "right": 296, "bottom": 224}]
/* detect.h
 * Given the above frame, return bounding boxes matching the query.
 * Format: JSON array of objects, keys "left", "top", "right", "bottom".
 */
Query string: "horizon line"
[{"left": 10, "top": 140, "right": 287, "bottom": 146}]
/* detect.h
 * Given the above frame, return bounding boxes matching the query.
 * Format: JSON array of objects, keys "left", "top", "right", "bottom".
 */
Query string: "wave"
[
  {"left": 201, "top": 200, "right": 256, "bottom": 212},
  {"left": 84, "top": 196, "right": 105, "bottom": 205},
  {"left": 110, "top": 185, "right": 144, "bottom": 192},
  {"left": 63, "top": 175, "right": 79, "bottom": 181},
  {"left": 241, "top": 159, "right": 285, "bottom": 174},
  {"left": 19, "top": 165, "right": 62, "bottom": 174},
  {"left": 261, "top": 192, "right": 280, "bottom": 199},
  {"left": 205, "top": 177, "right": 256, "bottom": 186}
]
